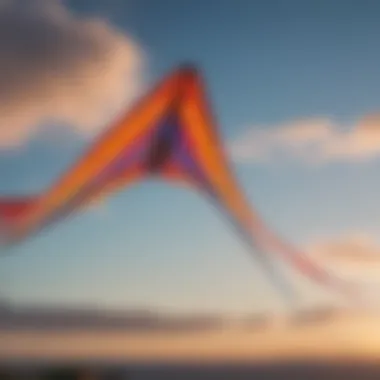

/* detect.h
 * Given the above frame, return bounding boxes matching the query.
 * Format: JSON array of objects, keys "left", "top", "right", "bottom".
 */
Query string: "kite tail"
[
  {"left": 249, "top": 220, "right": 362, "bottom": 301},
  {"left": 232, "top": 220, "right": 297, "bottom": 303},
  {"left": 205, "top": 195, "right": 297, "bottom": 303}
]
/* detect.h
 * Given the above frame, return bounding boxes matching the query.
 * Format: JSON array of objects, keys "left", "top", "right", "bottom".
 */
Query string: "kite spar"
[{"left": 0, "top": 64, "right": 358, "bottom": 301}]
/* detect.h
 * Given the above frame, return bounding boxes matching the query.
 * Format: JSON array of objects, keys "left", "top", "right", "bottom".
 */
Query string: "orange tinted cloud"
[{"left": 308, "top": 233, "right": 380, "bottom": 267}]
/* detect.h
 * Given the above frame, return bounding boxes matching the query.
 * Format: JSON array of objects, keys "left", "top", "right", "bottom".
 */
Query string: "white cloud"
[
  {"left": 230, "top": 114, "right": 380, "bottom": 164},
  {"left": 0, "top": 0, "right": 144, "bottom": 149}
]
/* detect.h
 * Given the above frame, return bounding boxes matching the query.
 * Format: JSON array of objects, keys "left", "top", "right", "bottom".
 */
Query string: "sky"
[{"left": 1, "top": 0, "right": 380, "bottom": 315}]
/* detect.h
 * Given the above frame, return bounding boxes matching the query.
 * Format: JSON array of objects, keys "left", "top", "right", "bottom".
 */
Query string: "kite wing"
[
  {"left": 3, "top": 64, "right": 357, "bottom": 299},
  {"left": 0, "top": 197, "right": 39, "bottom": 245}
]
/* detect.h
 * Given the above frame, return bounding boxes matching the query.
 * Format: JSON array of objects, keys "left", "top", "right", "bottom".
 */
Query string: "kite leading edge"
[{"left": 0, "top": 64, "right": 359, "bottom": 301}]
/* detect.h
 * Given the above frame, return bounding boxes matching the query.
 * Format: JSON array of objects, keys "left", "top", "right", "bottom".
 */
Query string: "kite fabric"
[{"left": 0, "top": 64, "right": 360, "bottom": 301}]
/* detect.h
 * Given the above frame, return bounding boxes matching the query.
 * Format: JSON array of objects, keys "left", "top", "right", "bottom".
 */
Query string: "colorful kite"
[{"left": 0, "top": 64, "right": 358, "bottom": 300}]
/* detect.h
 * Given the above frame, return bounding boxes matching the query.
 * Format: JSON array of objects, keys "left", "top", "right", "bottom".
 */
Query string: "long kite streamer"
[{"left": 0, "top": 64, "right": 359, "bottom": 300}]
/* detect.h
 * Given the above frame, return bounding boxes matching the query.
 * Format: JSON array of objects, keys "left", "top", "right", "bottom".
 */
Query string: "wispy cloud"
[
  {"left": 307, "top": 232, "right": 380, "bottom": 269},
  {"left": 0, "top": 0, "right": 144, "bottom": 149},
  {"left": 230, "top": 114, "right": 380, "bottom": 164}
]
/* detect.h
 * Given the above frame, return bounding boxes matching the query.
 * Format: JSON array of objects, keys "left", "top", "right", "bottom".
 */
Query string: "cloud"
[
  {"left": 230, "top": 114, "right": 380, "bottom": 164},
  {"left": 307, "top": 232, "right": 380, "bottom": 268},
  {"left": 0, "top": 0, "right": 144, "bottom": 149}
]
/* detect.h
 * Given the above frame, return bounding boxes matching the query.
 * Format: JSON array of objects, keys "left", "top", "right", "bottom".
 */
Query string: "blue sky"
[{"left": 1, "top": 0, "right": 380, "bottom": 314}]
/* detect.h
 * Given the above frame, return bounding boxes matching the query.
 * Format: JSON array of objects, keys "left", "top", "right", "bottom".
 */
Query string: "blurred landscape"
[
  {"left": 1, "top": 300, "right": 380, "bottom": 363},
  {"left": 1, "top": 300, "right": 380, "bottom": 378}
]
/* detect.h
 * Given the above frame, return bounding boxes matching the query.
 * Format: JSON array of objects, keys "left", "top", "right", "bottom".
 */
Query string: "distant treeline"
[
  {"left": 0, "top": 301, "right": 226, "bottom": 332},
  {"left": 0, "top": 300, "right": 340, "bottom": 332}
]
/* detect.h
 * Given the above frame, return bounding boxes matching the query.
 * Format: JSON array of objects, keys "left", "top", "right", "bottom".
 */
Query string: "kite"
[{"left": 0, "top": 64, "right": 359, "bottom": 301}]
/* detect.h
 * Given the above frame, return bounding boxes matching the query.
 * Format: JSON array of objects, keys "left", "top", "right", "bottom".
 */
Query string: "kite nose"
[{"left": 177, "top": 62, "right": 199, "bottom": 77}]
